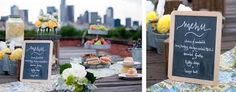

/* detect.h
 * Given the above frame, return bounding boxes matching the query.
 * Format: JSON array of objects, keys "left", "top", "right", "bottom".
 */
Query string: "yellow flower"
[
  {"left": 35, "top": 21, "right": 42, "bottom": 28},
  {"left": 0, "top": 51, "right": 4, "bottom": 60},
  {"left": 146, "top": 11, "right": 158, "bottom": 24},
  {"left": 1, "top": 48, "right": 11, "bottom": 54},
  {"left": 157, "top": 15, "right": 171, "bottom": 34},
  {"left": 52, "top": 21, "right": 58, "bottom": 28},
  {"left": 9, "top": 48, "right": 23, "bottom": 61},
  {"left": 47, "top": 21, "right": 54, "bottom": 29}
]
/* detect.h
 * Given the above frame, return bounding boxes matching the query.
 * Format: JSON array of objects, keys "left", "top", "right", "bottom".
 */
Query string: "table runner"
[{"left": 0, "top": 63, "right": 123, "bottom": 92}]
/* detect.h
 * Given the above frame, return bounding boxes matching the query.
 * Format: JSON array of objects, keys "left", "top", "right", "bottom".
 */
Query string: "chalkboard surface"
[
  {"left": 168, "top": 11, "right": 222, "bottom": 85},
  {"left": 20, "top": 40, "right": 53, "bottom": 82}
]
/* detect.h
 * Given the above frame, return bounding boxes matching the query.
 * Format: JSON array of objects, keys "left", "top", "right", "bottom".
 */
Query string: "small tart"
[{"left": 125, "top": 68, "right": 138, "bottom": 77}]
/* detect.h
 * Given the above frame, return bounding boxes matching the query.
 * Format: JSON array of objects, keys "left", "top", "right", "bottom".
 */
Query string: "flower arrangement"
[
  {"left": 0, "top": 51, "right": 4, "bottom": 60},
  {"left": 0, "top": 48, "right": 23, "bottom": 62},
  {"left": 34, "top": 10, "right": 58, "bottom": 33},
  {"left": 0, "top": 48, "right": 11, "bottom": 61},
  {"left": 9, "top": 48, "right": 23, "bottom": 61},
  {"left": 157, "top": 14, "right": 170, "bottom": 34},
  {"left": 60, "top": 63, "right": 96, "bottom": 92},
  {"left": 146, "top": 11, "right": 171, "bottom": 34}
]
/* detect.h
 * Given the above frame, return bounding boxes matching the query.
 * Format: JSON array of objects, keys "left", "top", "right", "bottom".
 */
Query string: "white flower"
[
  {"left": 62, "top": 68, "right": 72, "bottom": 79},
  {"left": 62, "top": 64, "right": 87, "bottom": 80},
  {"left": 71, "top": 64, "right": 87, "bottom": 78}
]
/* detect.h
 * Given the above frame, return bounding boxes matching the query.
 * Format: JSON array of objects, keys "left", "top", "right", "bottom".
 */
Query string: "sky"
[{"left": 0, "top": 0, "right": 142, "bottom": 25}]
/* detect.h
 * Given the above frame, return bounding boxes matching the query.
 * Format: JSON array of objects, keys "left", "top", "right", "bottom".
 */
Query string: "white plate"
[
  {"left": 118, "top": 73, "right": 142, "bottom": 80},
  {"left": 117, "top": 61, "right": 141, "bottom": 66}
]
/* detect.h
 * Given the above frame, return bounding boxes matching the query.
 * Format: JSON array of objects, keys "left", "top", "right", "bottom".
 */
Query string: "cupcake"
[
  {"left": 125, "top": 68, "right": 138, "bottom": 77},
  {"left": 100, "top": 56, "right": 112, "bottom": 65},
  {"left": 123, "top": 57, "right": 134, "bottom": 66}
]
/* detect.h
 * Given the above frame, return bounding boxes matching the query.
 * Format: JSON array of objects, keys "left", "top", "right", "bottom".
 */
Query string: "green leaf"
[
  {"left": 60, "top": 63, "right": 72, "bottom": 74},
  {"left": 74, "top": 84, "right": 84, "bottom": 92},
  {"left": 79, "top": 78, "right": 89, "bottom": 84},
  {"left": 65, "top": 75, "right": 74, "bottom": 85},
  {"left": 234, "top": 60, "right": 236, "bottom": 68},
  {"left": 86, "top": 72, "right": 96, "bottom": 84}
]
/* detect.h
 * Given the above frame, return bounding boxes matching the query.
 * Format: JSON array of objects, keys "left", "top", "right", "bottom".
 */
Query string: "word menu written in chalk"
[{"left": 168, "top": 11, "right": 222, "bottom": 85}]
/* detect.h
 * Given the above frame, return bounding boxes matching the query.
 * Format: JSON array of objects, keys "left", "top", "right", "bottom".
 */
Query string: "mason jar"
[{"left": 6, "top": 15, "right": 24, "bottom": 46}]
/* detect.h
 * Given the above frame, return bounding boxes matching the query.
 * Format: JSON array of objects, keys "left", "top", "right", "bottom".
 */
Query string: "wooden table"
[{"left": 95, "top": 72, "right": 142, "bottom": 92}]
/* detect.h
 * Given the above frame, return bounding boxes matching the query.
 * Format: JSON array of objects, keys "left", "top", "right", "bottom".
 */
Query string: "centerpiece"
[
  {"left": 0, "top": 45, "right": 22, "bottom": 77},
  {"left": 34, "top": 10, "right": 60, "bottom": 68},
  {"left": 60, "top": 63, "right": 96, "bottom": 92},
  {"left": 34, "top": 9, "right": 59, "bottom": 40}
]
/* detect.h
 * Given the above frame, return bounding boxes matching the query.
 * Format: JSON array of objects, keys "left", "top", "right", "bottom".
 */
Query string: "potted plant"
[{"left": 147, "top": 12, "right": 170, "bottom": 54}]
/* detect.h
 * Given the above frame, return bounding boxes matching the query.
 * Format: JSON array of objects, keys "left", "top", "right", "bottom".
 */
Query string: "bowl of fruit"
[
  {"left": 84, "top": 37, "right": 111, "bottom": 49},
  {"left": 88, "top": 25, "right": 108, "bottom": 35}
]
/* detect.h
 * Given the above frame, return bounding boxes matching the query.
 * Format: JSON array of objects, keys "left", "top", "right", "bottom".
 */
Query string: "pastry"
[
  {"left": 81, "top": 54, "right": 96, "bottom": 59},
  {"left": 121, "top": 66, "right": 133, "bottom": 73},
  {"left": 123, "top": 57, "right": 134, "bottom": 66},
  {"left": 85, "top": 57, "right": 100, "bottom": 65},
  {"left": 125, "top": 68, "right": 138, "bottom": 77},
  {"left": 100, "top": 56, "right": 112, "bottom": 64}
]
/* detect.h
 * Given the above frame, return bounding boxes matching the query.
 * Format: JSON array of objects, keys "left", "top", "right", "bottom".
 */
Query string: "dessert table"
[
  {"left": 0, "top": 69, "right": 142, "bottom": 92},
  {"left": 148, "top": 47, "right": 236, "bottom": 92},
  {"left": 0, "top": 47, "right": 142, "bottom": 92}
]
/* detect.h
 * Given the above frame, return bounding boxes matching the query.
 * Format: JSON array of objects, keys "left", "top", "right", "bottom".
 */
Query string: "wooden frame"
[
  {"left": 20, "top": 40, "right": 53, "bottom": 82},
  {"left": 168, "top": 11, "right": 222, "bottom": 85}
]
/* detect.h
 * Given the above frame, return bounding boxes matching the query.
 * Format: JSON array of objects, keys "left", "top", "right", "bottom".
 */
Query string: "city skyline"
[{"left": 0, "top": 0, "right": 141, "bottom": 25}]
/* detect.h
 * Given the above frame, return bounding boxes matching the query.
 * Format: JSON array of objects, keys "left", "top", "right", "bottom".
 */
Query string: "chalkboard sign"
[
  {"left": 20, "top": 40, "right": 53, "bottom": 82},
  {"left": 168, "top": 11, "right": 222, "bottom": 85}
]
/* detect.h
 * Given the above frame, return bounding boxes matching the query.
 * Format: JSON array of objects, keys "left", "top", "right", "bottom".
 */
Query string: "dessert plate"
[
  {"left": 117, "top": 61, "right": 141, "bottom": 66},
  {"left": 118, "top": 73, "right": 142, "bottom": 80}
]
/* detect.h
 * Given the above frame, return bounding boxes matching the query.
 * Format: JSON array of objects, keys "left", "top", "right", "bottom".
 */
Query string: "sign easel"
[{"left": 168, "top": 11, "right": 222, "bottom": 85}]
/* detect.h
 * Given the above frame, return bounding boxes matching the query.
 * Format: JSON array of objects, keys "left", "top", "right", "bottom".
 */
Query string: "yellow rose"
[
  {"left": 1, "top": 48, "right": 11, "bottom": 54},
  {"left": 157, "top": 15, "right": 171, "bottom": 34},
  {"left": 35, "top": 21, "right": 42, "bottom": 28},
  {"left": 0, "top": 51, "right": 4, "bottom": 60},
  {"left": 146, "top": 11, "right": 158, "bottom": 24},
  {"left": 52, "top": 21, "right": 58, "bottom": 28},
  {"left": 47, "top": 21, "right": 55, "bottom": 29},
  {"left": 9, "top": 48, "right": 23, "bottom": 61}
]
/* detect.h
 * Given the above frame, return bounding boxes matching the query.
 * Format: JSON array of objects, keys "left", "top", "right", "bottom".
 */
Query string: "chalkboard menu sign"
[
  {"left": 168, "top": 11, "right": 222, "bottom": 85},
  {"left": 20, "top": 40, "right": 53, "bottom": 82}
]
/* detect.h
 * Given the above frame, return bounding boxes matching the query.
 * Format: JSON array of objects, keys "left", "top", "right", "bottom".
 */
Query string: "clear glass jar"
[{"left": 6, "top": 15, "right": 24, "bottom": 46}]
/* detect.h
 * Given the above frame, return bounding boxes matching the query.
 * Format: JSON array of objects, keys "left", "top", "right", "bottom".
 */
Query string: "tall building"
[
  {"left": 133, "top": 21, "right": 139, "bottom": 27},
  {"left": 47, "top": 6, "right": 57, "bottom": 15},
  {"left": 0, "top": 16, "right": 8, "bottom": 30},
  {"left": 105, "top": 7, "right": 114, "bottom": 28},
  {"left": 103, "top": 14, "right": 107, "bottom": 24},
  {"left": 76, "top": 15, "right": 83, "bottom": 24},
  {"left": 19, "top": 10, "right": 29, "bottom": 23},
  {"left": 11, "top": 5, "right": 20, "bottom": 16},
  {"left": 133, "top": 21, "right": 139, "bottom": 30},
  {"left": 114, "top": 19, "right": 121, "bottom": 28},
  {"left": 60, "top": 0, "right": 67, "bottom": 25},
  {"left": 10, "top": 5, "right": 28, "bottom": 23},
  {"left": 0, "top": 16, "right": 9, "bottom": 22},
  {"left": 67, "top": 5, "right": 74, "bottom": 23},
  {"left": 125, "top": 18, "right": 132, "bottom": 28},
  {"left": 97, "top": 16, "right": 102, "bottom": 24},
  {"left": 90, "top": 12, "right": 101, "bottom": 25},
  {"left": 83, "top": 11, "right": 89, "bottom": 24}
]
